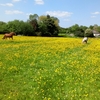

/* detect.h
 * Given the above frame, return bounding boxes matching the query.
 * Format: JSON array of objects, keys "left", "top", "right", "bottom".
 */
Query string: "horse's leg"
[
  {"left": 2, "top": 36, "right": 4, "bottom": 39},
  {"left": 2, "top": 36, "right": 5, "bottom": 39},
  {"left": 8, "top": 37, "right": 11, "bottom": 39},
  {"left": 7, "top": 36, "right": 10, "bottom": 39},
  {"left": 11, "top": 36, "right": 13, "bottom": 40}
]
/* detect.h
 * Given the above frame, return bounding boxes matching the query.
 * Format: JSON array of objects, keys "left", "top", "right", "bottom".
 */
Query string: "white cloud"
[
  {"left": 5, "top": 10, "right": 23, "bottom": 14},
  {"left": 12, "top": 0, "right": 21, "bottom": 2},
  {"left": 34, "top": 0, "right": 44, "bottom": 5},
  {"left": 0, "top": 3, "right": 13, "bottom": 7},
  {"left": 91, "top": 16, "right": 96, "bottom": 18},
  {"left": 92, "top": 11, "right": 100, "bottom": 15},
  {"left": 45, "top": 11, "right": 73, "bottom": 18}
]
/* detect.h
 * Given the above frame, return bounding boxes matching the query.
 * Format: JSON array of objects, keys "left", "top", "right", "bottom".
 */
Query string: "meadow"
[{"left": 0, "top": 35, "right": 100, "bottom": 100}]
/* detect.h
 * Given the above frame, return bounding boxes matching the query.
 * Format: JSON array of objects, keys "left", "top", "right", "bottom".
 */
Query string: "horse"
[
  {"left": 82, "top": 37, "right": 88, "bottom": 43},
  {"left": 2, "top": 32, "right": 16, "bottom": 39}
]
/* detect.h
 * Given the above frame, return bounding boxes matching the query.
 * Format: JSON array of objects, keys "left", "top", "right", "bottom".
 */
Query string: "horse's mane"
[{"left": 10, "top": 32, "right": 15, "bottom": 34}]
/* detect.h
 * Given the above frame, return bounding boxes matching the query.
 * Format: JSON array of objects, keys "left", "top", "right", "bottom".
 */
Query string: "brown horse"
[{"left": 2, "top": 32, "right": 16, "bottom": 39}]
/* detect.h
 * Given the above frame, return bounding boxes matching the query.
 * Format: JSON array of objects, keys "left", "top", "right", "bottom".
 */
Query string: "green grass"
[{"left": 0, "top": 36, "right": 100, "bottom": 100}]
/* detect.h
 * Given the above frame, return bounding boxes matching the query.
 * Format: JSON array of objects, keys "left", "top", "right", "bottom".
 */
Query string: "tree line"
[
  {"left": 0, "top": 14, "right": 100, "bottom": 37},
  {"left": 0, "top": 14, "right": 59, "bottom": 37},
  {"left": 60, "top": 24, "right": 100, "bottom": 37}
]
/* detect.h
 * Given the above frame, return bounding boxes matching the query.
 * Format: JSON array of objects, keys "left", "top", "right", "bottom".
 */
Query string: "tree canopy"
[{"left": 0, "top": 13, "right": 100, "bottom": 37}]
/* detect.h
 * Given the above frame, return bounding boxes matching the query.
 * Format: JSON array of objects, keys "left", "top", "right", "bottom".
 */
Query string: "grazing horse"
[
  {"left": 82, "top": 37, "right": 88, "bottom": 43},
  {"left": 2, "top": 32, "right": 16, "bottom": 39}
]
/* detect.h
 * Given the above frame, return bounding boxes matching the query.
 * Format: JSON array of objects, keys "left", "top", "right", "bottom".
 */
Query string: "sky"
[{"left": 0, "top": 0, "right": 100, "bottom": 28}]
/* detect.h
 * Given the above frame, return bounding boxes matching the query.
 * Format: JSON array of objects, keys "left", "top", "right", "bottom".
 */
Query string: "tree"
[
  {"left": 44, "top": 15, "right": 59, "bottom": 36},
  {"left": 6, "top": 20, "right": 22, "bottom": 33},
  {"left": 75, "top": 25, "right": 87, "bottom": 37},
  {"left": 27, "top": 14, "right": 39, "bottom": 32},
  {"left": 38, "top": 15, "right": 59, "bottom": 36},
  {"left": 0, "top": 21, "right": 7, "bottom": 34},
  {"left": 93, "top": 25, "right": 100, "bottom": 33},
  {"left": 6, "top": 20, "right": 35, "bottom": 36},
  {"left": 51, "top": 16, "right": 59, "bottom": 27},
  {"left": 89, "top": 25, "right": 94, "bottom": 29},
  {"left": 85, "top": 28, "right": 94, "bottom": 37},
  {"left": 38, "top": 22, "right": 47, "bottom": 36},
  {"left": 71, "top": 24, "right": 79, "bottom": 32},
  {"left": 23, "top": 22, "right": 35, "bottom": 36},
  {"left": 68, "top": 24, "right": 85, "bottom": 37},
  {"left": 38, "top": 15, "right": 47, "bottom": 36}
]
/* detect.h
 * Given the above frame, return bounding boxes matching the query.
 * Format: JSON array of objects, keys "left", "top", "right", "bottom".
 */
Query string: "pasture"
[{"left": 0, "top": 35, "right": 100, "bottom": 100}]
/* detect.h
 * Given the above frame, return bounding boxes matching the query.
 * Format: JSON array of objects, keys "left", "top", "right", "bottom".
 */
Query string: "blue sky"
[{"left": 0, "top": 0, "right": 100, "bottom": 28}]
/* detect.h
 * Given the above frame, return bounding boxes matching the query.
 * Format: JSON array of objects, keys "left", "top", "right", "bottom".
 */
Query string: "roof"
[{"left": 93, "top": 30, "right": 100, "bottom": 34}]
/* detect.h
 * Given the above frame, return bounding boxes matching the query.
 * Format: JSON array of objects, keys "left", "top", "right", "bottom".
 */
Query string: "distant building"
[{"left": 93, "top": 30, "right": 100, "bottom": 37}]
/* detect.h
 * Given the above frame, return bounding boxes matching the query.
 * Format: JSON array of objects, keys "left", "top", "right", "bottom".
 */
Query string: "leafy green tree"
[
  {"left": 71, "top": 24, "right": 79, "bottom": 32},
  {"left": 51, "top": 16, "right": 59, "bottom": 27},
  {"left": 74, "top": 25, "right": 87, "bottom": 37},
  {"left": 74, "top": 30, "right": 84, "bottom": 37},
  {"left": 38, "top": 15, "right": 59, "bottom": 36},
  {"left": 44, "top": 15, "right": 59, "bottom": 36},
  {"left": 0, "top": 21, "right": 7, "bottom": 34},
  {"left": 59, "top": 27, "right": 67, "bottom": 33},
  {"left": 67, "top": 24, "right": 85, "bottom": 37},
  {"left": 6, "top": 20, "right": 22, "bottom": 33},
  {"left": 37, "top": 15, "right": 47, "bottom": 36},
  {"left": 80, "top": 25, "right": 87, "bottom": 31},
  {"left": 85, "top": 28, "right": 94, "bottom": 37},
  {"left": 5, "top": 20, "right": 34, "bottom": 36},
  {"left": 38, "top": 15, "right": 47, "bottom": 22},
  {"left": 23, "top": 22, "right": 35, "bottom": 36},
  {"left": 27, "top": 14, "right": 39, "bottom": 32},
  {"left": 93, "top": 25, "right": 100, "bottom": 33},
  {"left": 89, "top": 25, "right": 94, "bottom": 29},
  {"left": 38, "top": 22, "right": 47, "bottom": 36},
  {"left": 93, "top": 24, "right": 98, "bottom": 30}
]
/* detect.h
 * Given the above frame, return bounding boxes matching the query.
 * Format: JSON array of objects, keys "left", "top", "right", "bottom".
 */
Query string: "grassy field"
[{"left": 0, "top": 35, "right": 100, "bottom": 100}]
